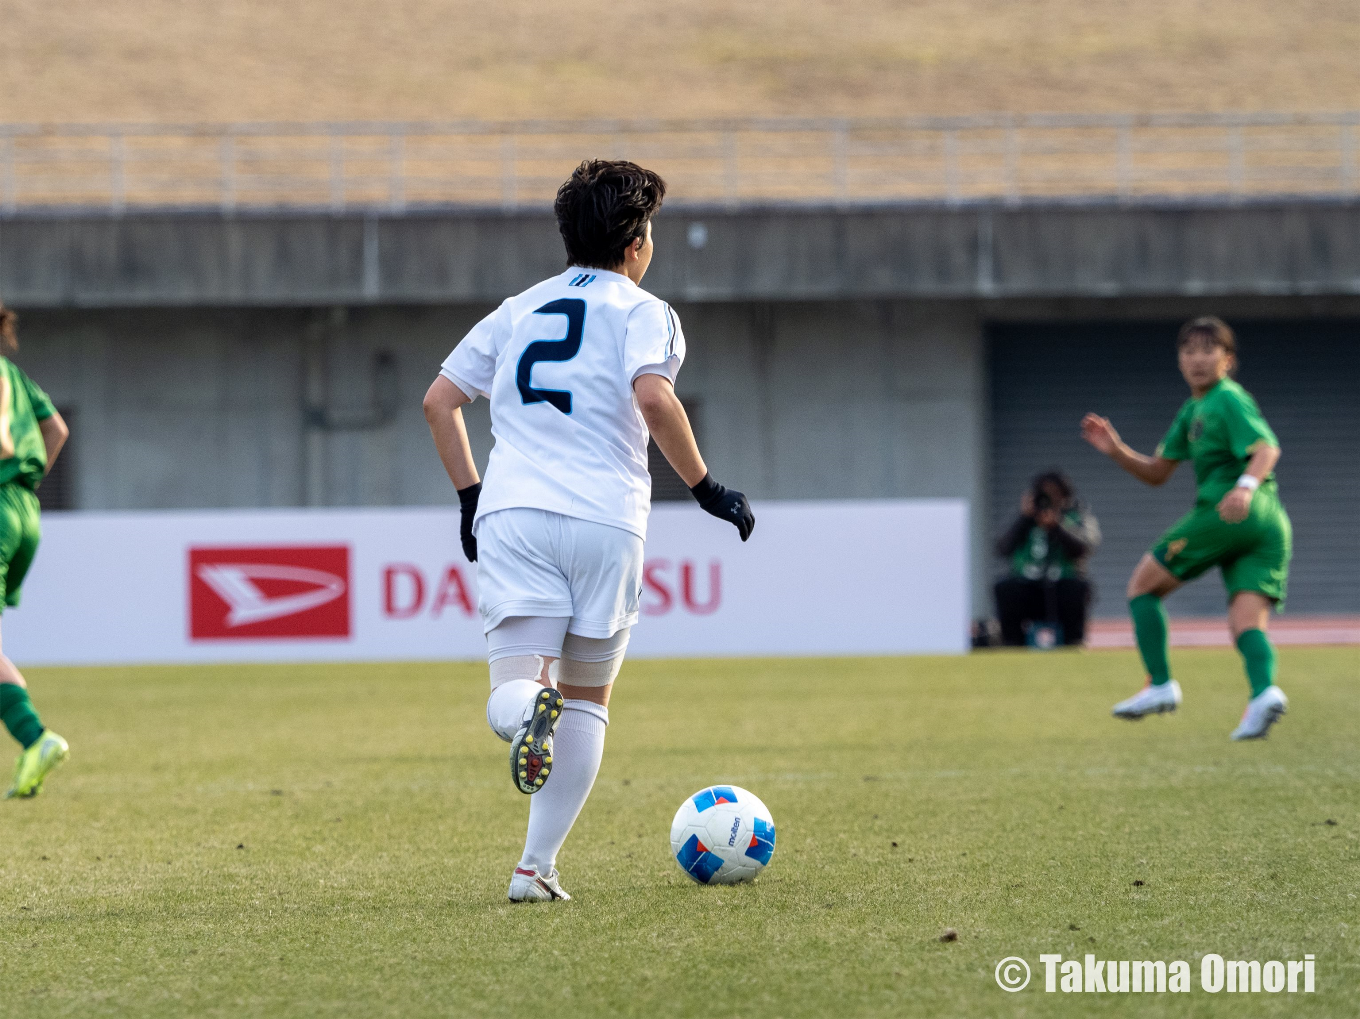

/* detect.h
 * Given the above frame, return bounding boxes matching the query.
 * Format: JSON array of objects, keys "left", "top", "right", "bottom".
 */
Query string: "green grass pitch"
[{"left": 1, "top": 647, "right": 1356, "bottom": 1018}]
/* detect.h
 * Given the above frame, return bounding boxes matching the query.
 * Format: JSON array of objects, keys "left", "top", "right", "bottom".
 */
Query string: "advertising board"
[{"left": 7, "top": 500, "right": 968, "bottom": 664}]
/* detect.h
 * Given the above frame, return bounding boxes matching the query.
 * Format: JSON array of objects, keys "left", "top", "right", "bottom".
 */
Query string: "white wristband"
[{"left": 1236, "top": 475, "right": 1260, "bottom": 491}]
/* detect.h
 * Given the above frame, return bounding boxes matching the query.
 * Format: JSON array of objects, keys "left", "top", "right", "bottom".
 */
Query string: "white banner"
[{"left": 7, "top": 500, "right": 968, "bottom": 665}]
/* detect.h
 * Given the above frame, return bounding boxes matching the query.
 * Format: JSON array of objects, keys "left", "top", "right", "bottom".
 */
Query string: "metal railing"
[{"left": 2, "top": 112, "right": 1358, "bottom": 214}]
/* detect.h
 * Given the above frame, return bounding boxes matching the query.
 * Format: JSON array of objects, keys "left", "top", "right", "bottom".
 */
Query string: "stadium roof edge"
[
  {"left": 4, "top": 192, "right": 1360, "bottom": 222},
  {"left": 5, "top": 199, "right": 1360, "bottom": 308}
]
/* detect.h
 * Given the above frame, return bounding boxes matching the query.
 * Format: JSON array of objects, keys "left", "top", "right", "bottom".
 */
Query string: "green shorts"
[
  {"left": 0, "top": 482, "right": 41, "bottom": 611},
  {"left": 1151, "top": 492, "right": 1292, "bottom": 606}
]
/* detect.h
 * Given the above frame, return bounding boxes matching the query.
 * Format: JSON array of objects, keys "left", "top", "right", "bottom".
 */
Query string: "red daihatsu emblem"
[{"left": 189, "top": 546, "right": 351, "bottom": 639}]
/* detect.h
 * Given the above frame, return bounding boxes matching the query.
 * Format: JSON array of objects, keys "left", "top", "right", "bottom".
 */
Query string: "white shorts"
[{"left": 474, "top": 508, "right": 643, "bottom": 638}]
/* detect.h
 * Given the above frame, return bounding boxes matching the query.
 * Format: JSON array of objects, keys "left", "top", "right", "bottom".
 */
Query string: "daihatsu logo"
[{"left": 189, "top": 546, "right": 351, "bottom": 639}]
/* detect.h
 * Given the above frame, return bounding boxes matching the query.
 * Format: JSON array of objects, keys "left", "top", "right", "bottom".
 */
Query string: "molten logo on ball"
[{"left": 670, "top": 785, "right": 776, "bottom": 885}]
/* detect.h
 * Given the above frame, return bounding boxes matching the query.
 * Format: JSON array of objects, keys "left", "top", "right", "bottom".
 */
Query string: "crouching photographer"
[{"left": 994, "top": 471, "right": 1100, "bottom": 647}]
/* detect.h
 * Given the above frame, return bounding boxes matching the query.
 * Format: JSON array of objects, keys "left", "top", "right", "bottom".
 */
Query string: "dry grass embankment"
[{"left": 3, "top": 0, "right": 1360, "bottom": 124}]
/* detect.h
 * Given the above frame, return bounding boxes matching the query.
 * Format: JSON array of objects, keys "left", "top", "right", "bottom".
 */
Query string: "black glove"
[
  {"left": 689, "top": 473, "right": 754, "bottom": 541},
  {"left": 457, "top": 482, "right": 481, "bottom": 562}
]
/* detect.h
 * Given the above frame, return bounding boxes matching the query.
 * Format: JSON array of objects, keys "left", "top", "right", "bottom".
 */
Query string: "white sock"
[
  {"left": 486, "top": 679, "right": 543, "bottom": 742},
  {"left": 519, "top": 699, "right": 608, "bottom": 874}
]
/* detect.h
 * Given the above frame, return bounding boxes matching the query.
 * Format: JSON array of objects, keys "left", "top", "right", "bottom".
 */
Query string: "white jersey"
[{"left": 441, "top": 266, "right": 685, "bottom": 540}]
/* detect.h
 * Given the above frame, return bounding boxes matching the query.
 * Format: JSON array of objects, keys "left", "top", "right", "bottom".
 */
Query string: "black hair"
[
  {"left": 554, "top": 159, "right": 666, "bottom": 269},
  {"left": 0, "top": 303, "right": 16, "bottom": 356},
  {"left": 1177, "top": 315, "right": 1238, "bottom": 374},
  {"left": 1032, "top": 470, "right": 1074, "bottom": 502}
]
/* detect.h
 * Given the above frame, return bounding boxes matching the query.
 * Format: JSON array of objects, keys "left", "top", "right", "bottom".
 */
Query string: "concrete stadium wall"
[
  {"left": 5, "top": 199, "right": 1360, "bottom": 617},
  {"left": 4, "top": 200, "right": 1360, "bottom": 307},
  {"left": 13, "top": 301, "right": 992, "bottom": 610}
]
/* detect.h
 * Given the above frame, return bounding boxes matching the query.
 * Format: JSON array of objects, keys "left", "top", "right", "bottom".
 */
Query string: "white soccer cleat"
[
  {"left": 1230, "top": 685, "right": 1288, "bottom": 741},
  {"left": 509, "top": 686, "right": 564, "bottom": 795},
  {"left": 507, "top": 865, "right": 571, "bottom": 902},
  {"left": 1112, "top": 679, "right": 1182, "bottom": 719}
]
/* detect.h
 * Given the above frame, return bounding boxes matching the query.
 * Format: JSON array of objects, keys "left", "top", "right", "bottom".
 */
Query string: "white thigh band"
[
  {"left": 563, "top": 628, "right": 631, "bottom": 662},
  {"left": 486, "top": 615, "right": 570, "bottom": 664},
  {"left": 488, "top": 655, "right": 547, "bottom": 690},
  {"left": 557, "top": 629, "right": 630, "bottom": 687}
]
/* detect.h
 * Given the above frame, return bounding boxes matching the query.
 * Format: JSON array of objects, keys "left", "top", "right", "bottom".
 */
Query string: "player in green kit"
[
  {"left": 1082, "top": 317, "right": 1291, "bottom": 740},
  {"left": 0, "top": 304, "right": 71, "bottom": 797}
]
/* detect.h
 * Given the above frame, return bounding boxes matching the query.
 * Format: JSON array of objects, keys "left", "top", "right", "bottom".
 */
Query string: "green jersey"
[
  {"left": 1004, "top": 506, "right": 1100, "bottom": 581},
  {"left": 0, "top": 358, "right": 56, "bottom": 491},
  {"left": 1156, "top": 377, "right": 1278, "bottom": 506}
]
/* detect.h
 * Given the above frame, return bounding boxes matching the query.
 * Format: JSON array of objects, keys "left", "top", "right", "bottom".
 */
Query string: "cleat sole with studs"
[{"left": 509, "top": 687, "right": 565, "bottom": 795}]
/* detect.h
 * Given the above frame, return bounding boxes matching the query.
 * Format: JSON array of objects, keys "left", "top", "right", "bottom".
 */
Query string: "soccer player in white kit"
[{"left": 423, "top": 160, "right": 755, "bottom": 902}]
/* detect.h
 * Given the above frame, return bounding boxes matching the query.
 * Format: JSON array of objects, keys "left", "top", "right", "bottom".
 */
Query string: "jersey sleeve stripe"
[{"left": 665, "top": 304, "right": 678, "bottom": 357}]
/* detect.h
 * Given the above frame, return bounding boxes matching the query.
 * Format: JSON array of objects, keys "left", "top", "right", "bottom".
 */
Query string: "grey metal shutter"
[{"left": 989, "top": 319, "right": 1360, "bottom": 617}]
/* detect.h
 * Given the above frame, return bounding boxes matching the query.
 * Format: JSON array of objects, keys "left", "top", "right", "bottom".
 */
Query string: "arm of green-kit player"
[
  {"left": 1082, "top": 412, "right": 1179, "bottom": 486},
  {"left": 1217, "top": 443, "right": 1281, "bottom": 523},
  {"left": 0, "top": 374, "right": 12, "bottom": 460},
  {"left": 38, "top": 411, "right": 68, "bottom": 473}
]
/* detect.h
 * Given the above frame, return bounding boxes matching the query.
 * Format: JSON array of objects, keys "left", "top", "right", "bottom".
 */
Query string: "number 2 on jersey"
[{"left": 517, "top": 298, "right": 585, "bottom": 414}]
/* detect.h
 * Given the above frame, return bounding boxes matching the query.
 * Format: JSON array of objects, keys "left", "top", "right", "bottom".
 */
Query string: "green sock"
[
  {"left": 1129, "top": 594, "right": 1172, "bottom": 685},
  {"left": 0, "top": 683, "right": 44, "bottom": 749},
  {"left": 1235, "top": 629, "right": 1276, "bottom": 698}
]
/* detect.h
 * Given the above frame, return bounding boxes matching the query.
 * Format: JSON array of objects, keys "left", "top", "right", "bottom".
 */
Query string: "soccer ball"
[{"left": 670, "top": 785, "right": 776, "bottom": 885}]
